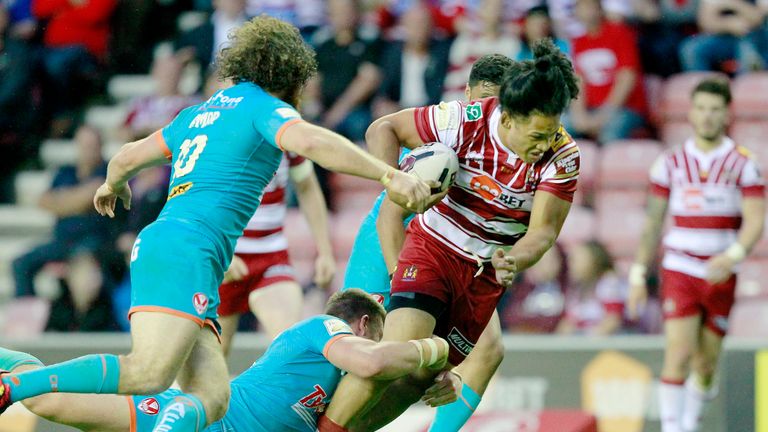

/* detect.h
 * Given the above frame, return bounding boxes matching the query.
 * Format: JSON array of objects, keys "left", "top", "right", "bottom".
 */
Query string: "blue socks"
[
  {"left": 152, "top": 393, "right": 207, "bottom": 432},
  {"left": 0, "top": 348, "right": 43, "bottom": 371},
  {"left": 1, "top": 354, "right": 120, "bottom": 402},
  {"left": 428, "top": 383, "right": 482, "bottom": 432}
]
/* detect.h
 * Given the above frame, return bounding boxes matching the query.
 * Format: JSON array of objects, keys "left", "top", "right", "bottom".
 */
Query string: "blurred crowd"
[{"left": 1, "top": 0, "right": 765, "bottom": 334}]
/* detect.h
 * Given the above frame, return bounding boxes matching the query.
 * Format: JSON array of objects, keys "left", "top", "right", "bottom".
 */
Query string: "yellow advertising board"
[{"left": 582, "top": 350, "right": 652, "bottom": 432}]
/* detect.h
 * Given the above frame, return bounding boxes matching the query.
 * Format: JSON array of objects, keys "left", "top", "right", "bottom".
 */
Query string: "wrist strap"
[
  {"left": 379, "top": 169, "right": 395, "bottom": 186},
  {"left": 423, "top": 338, "right": 439, "bottom": 367},
  {"left": 409, "top": 340, "right": 425, "bottom": 368},
  {"left": 725, "top": 243, "right": 746, "bottom": 263},
  {"left": 629, "top": 263, "right": 647, "bottom": 286}
]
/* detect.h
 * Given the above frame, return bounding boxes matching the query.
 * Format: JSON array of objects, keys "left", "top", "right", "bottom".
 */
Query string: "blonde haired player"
[{"left": 628, "top": 78, "right": 765, "bottom": 432}]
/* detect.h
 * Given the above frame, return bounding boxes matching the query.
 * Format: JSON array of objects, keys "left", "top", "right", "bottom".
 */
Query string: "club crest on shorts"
[
  {"left": 402, "top": 265, "right": 418, "bottom": 282},
  {"left": 138, "top": 397, "right": 160, "bottom": 415},
  {"left": 193, "top": 293, "right": 208, "bottom": 315}
]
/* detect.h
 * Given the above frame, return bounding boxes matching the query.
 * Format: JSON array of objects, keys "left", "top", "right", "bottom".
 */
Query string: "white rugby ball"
[{"left": 399, "top": 143, "right": 459, "bottom": 193}]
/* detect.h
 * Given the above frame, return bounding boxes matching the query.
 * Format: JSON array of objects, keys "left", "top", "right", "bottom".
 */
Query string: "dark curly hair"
[
  {"left": 217, "top": 15, "right": 318, "bottom": 106},
  {"left": 499, "top": 38, "right": 579, "bottom": 117}
]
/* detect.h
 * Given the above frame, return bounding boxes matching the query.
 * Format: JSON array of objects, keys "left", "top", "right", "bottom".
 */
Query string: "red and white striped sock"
[{"left": 659, "top": 378, "right": 686, "bottom": 432}]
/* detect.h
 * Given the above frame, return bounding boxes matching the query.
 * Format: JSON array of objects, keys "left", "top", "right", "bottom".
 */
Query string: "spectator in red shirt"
[
  {"left": 566, "top": 0, "right": 647, "bottom": 144},
  {"left": 33, "top": 0, "right": 117, "bottom": 120}
]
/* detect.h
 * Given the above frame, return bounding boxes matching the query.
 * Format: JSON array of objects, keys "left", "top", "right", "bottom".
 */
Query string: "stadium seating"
[
  {"left": 730, "top": 298, "right": 768, "bottom": 337},
  {"left": 595, "top": 190, "right": 647, "bottom": 258},
  {"left": 0, "top": 296, "right": 50, "bottom": 338},
  {"left": 284, "top": 209, "right": 317, "bottom": 261},
  {"left": 558, "top": 205, "right": 596, "bottom": 251},
  {"left": 85, "top": 105, "right": 130, "bottom": 142},
  {"left": 13, "top": 171, "right": 53, "bottom": 208},
  {"left": 644, "top": 75, "right": 665, "bottom": 127},
  {"left": 597, "top": 140, "right": 663, "bottom": 190},
  {"left": 107, "top": 75, "right": 156, "bottom": 103},
  {"left": 575, "top": 140, "right": 599, "bottom": 192},
  {"left": 660, "top": 72, "right": 728, "bottom": 121},
  {"left": 730, "top": 121, "right": 768, "bottom": 167},
  {"left": 732, "top": 72, "right": 768, "bottom": 120},
  {"left": 736, "top": 259, "right": 768, "bottom": 299},
  {"left": 659, "top": 121, "right": 693, "bottom": 148}
]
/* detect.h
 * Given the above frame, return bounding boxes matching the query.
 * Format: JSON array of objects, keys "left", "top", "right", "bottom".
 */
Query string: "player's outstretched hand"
[
  {"left": 94, "top": 182, "right": 131, "bottom": 218},
  {"left": 492, "top": 249, "right": 517, "bottom": 289},
  {"left": 705, "top": 254, "right": 735, "bottom": 285},
  {"left": 422, "top": 370, "right": 462, "bottom": 407},
  {"left": 314, "top": 253, "right": 336, "bottom": 290},
  {"left": 223, "top": 255, "right": 249, "bottom": 283},
  {"left": 385, "top": 170, "right": 431, "bottom": 213}
]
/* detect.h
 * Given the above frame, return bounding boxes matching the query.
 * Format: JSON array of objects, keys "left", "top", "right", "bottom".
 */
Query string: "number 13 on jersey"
[{"left": 173, "top": 135, "right": 208, "bottom": 179}]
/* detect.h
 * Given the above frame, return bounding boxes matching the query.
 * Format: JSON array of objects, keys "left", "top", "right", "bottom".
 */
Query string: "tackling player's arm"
[
  {"left": 325, "top": 336, "right": 449, "bottom": 381},
  {"left": 279, "top": 121, "right": 430, "bottom": 212},
  {"left": 94, "top": 130, "right": 171, "bottom": 218},
  {"left": 493, "top": 191, "right": 572, "bottom": 288},
  {"left": 291, "top": 159, "right": 336, "bottom": 289},
  {"left": 627, "top": 194, "right": 669, "bottom": 318}
]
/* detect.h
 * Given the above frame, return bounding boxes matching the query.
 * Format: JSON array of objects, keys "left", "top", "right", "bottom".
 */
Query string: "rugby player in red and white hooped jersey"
[
  {"left": 319, "top": 39, "right": 581, "bottom": 431},
  {"left": 628, "top": 78, "right": 765, "bottom": 432},
  {"left": 218, "top": 152, "right": 336, "bottom": 354}
]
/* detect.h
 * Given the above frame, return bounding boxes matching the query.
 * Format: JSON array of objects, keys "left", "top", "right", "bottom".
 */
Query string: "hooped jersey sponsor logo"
[
  {"left": 193, "top": 293, "right": 208, "bottom": 315},
  {"left": 138, "top": 397, "right": 160, "bottom": 415},
  {"left": 469, "top": 175, "right": 526, "bottom": 207}
]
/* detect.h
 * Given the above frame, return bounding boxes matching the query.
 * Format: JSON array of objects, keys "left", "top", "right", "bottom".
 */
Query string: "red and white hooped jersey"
[
  {"left": 235, "top": 152, "right": 310, "bottom": 254},
  {"left": 412, "top": 97, "right": 580, "bottom": 262},
  {"left": 650, "top": 137, "right": 766, "bottom": 278}
]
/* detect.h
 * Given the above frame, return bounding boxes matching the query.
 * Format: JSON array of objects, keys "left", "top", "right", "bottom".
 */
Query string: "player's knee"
[
  {"left": 200, "top": 383, "right": 230, "bottom": 423},
  {"left": 121, "top": 354, "right": 177, "bottom": 394}
]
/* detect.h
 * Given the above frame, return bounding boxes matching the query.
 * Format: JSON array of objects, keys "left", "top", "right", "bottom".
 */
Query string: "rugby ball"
[{"left": 399, "top": 143, "right": 459, "bottom": 194}]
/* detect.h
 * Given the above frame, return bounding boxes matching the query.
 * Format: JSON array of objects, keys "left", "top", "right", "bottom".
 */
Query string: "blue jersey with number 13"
[{"left": 158, "top": 82, "right": 301, "bottom": 265}]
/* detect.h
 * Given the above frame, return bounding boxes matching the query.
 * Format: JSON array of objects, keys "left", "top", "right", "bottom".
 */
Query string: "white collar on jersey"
[
  {"left": 684, "top": 136, "right": 735, "bottom": 170},
  {"left": 488, "top": 106, "right": 518, "bottom": 164}
]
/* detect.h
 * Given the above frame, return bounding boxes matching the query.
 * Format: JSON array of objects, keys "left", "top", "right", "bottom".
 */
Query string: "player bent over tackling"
[{"left": 0, "top": 289, "right": 459, "bottom": 431}]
